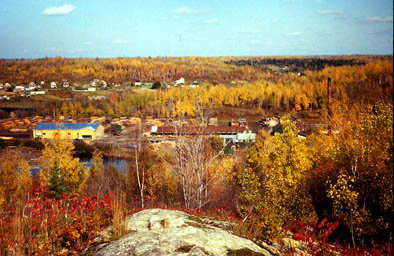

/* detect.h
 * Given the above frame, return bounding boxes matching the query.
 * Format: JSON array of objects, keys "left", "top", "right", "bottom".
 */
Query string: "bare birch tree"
[
  {"left": 127, "top": 123, "right": 149, "bottom": 208},
  {"left": 160, "top": 100, "right": 228, "bottom": 210}
]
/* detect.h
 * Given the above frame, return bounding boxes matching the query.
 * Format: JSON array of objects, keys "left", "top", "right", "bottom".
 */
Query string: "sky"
[{"left": 0, "top": 0, "right": 393, "bottom": 58}]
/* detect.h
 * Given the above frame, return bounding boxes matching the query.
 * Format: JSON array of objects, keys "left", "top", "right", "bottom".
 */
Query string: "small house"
[
  {"left": 239, "top": 118, "right": 247, "bottom": 127},
  {"left": 90, "top": 79, "right": 106, "bottom": 88},
  {"left": 175, "top": 77, "right": 185, "bottom": 85},
  {"left": 14, "top": 86, "right": 25, "bottom": 92},
  {"left": 50, "top": 82, "right": 57, "bottom": 88},
  {"left": 208, "top": 118, "right": 218, "bottom": 126},
  {"left": 229, "top": 119, "right": 239, "bottom": 127}
]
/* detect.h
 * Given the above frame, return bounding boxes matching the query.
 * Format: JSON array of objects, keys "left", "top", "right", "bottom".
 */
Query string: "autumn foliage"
[
  {"left": 0, "top": 187, "right": 113, "bottom": 255},
  {"left": 48, "top": 58, "right": 393, "bottom": 120},
  {"left": 0, "top": 56, "right": 392, "bottom": 254}
]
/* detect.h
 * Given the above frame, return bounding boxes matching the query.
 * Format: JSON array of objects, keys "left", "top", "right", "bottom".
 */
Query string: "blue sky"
[{"left": 0, "top": 0, "right": 392, "bottom": 58}]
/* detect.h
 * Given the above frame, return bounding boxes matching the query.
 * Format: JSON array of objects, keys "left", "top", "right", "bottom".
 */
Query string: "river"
[{"left": 30, "top": 156, "right": 131, "bottom": 175}]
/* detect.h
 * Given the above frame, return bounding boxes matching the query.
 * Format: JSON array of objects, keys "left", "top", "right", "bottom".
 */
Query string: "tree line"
[{"left": 0, "top": 56, "right": 390, "bottom": 86}]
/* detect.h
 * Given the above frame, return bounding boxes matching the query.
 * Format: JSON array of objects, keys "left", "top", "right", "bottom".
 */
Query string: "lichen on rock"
[{"left": 83, "top": 208, "right": 273, "bottom": 256}]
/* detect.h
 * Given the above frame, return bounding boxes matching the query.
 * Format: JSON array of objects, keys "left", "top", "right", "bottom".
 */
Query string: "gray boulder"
[{"left": 84, "top": 208, "right": 274, "bottom": 256}]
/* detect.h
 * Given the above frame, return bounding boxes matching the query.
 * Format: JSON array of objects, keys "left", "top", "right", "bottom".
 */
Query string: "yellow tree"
[
  {"left": 239, "top": 116, "right": 315, "bottom": 238},
  {"left": 0, "top": 149, "right": 32, "bottom": 210},
  {"left": 322, "top": 103, "right": 393, "bottom": 247},
  {"left": 39, "top": 134, "right": 87, "bottom": 198},
  {"left": 60, "top": 102, "right": 69, "bottom": 116}
]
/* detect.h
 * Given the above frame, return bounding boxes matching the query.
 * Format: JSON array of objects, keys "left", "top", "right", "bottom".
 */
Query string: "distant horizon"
[
  {"left": 1, "top": 0, "right": 392, "bottom": 58},
  {"left": 1, "top": 53, "right": 393, "bottom": 60}
]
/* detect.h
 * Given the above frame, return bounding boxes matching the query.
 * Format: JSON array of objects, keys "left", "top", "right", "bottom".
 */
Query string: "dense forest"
[
  {"left": 0, "top": 56, "right": 393, "bottom": 255},
  {"left": 55, "top": 59, "right": 392, "bottom": 119}
]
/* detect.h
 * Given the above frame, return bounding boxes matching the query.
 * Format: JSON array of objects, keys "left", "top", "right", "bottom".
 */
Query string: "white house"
[
  {"left": 14, "top": 86, "right": 25, "bottom": 92},
  {"left": 175, "top": 77, "right": 185, "bottom": 85},
  {"left": 50, "top": 82, "right": 57, "bottom": 88},
  {"left": 90, "top": 79, "right": 98, "bottom": 87},
  {"left": 90, "top": 79, "right": 106, "bottom": 88},
  {"left": 88, "top": 87, "right": 96, "bottom": 92}
]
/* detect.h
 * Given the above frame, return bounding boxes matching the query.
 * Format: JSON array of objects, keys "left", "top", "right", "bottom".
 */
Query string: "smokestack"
[
  {"left": 327, "top": 77, "right": 332, "bottom": 117},
  {"left": 327, "top": 77, "right": 332, "bottom": 133}
]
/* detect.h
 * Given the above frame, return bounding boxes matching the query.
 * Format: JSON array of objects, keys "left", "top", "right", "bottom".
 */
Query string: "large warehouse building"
[{"left": 33, "top": 122, "right": 104, "bottom": 140}]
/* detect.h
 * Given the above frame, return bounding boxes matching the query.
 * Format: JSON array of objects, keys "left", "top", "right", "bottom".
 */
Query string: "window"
[{"left": 82, "top": 135, "right": 92, "bottom": 139}]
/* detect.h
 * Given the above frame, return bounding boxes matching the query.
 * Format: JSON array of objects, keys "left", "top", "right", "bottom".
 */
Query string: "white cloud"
[
  {"left": 318, "top": 10, "right": 344, "bottom": 15},
  {"left": 242, "top": 29, "right": 262, "bottom": 34},
  {"left": 113, "top": 39, "right": 128, "bottom": 44},
  {"left": 362, "top": 16, "right": 393, "bottom": 23},
  {"left": 175, "top": 7, "right": 206, "bottom": 15},
  {"left": 202, "top": 18, "right": 218, "bottom": 24},
  {"left": 287, "top": 32, "right": 302, "bottom": 36},
  {"left": 42, "top": 4, "right": 76, "bottom": 16},
  {"left": 251, "top": 40, "right": 261, "bottom": 45}
]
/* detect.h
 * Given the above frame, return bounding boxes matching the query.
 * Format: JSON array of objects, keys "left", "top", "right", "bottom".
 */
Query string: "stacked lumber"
[
  {"left": 128, "top": 117, "right": 141, "bottom": 125},
  {"left": 90, "top": 116, "right": 106, "bottom": 123},
  {"left": 146, "top": 119, "right": 163, "bottom": 127},
  {"left": 1, "top": 121, "right": 15, "bottom": 130},
  {"left": 0, "top": 116, "right": 50, "bottom": 131},
  {"left": 10, "top": 128, "right": 28, "bottom": 132}
]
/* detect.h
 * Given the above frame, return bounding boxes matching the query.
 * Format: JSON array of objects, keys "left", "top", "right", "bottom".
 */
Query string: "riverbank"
[{"left": 0, "top": 144, "right": 131, "bottom": 174}]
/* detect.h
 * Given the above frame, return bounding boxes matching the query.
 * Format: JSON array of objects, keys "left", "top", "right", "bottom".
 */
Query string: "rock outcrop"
[{"left": 83, "top": 208, "right": 274, "bottom": 256}]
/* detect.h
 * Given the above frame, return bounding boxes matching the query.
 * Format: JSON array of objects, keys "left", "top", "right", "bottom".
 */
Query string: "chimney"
[{"left": 327, "top": 77, "right": 332, "bottom": 134}]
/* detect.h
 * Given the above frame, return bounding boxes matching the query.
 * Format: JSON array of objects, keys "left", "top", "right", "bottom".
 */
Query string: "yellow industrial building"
[{"left": 33, "top": 122, "right": 104, "bottom": 140}]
